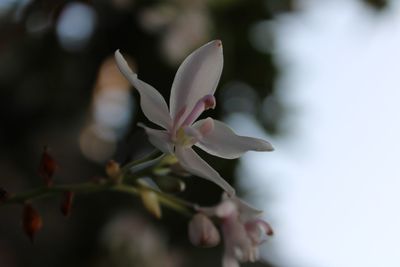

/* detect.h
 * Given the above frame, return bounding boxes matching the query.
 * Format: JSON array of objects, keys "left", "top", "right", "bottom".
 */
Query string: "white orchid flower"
[{"left": 115, "top": 40, "right": 273, "bottom": 196}]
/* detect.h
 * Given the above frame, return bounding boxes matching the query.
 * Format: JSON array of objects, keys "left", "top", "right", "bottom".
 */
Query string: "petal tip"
[
  {"left": 114, "top": 49, "right": 137, "bottom": 77},
  {"left": 207, "top": 40, "right": 222, "bottom": 50},
  {"left": 260, "top": 141, "right": 274, "bottom": 152},
  {"left": 267, "top": 144, "right": 274, "bottom": 151},
  {"left": 114, "top": 49, "right": 124, "bottom": 62}
]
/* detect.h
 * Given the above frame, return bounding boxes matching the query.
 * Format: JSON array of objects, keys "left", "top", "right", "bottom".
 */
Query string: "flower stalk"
[{"left": 0, "top": 152, "right": 194, "bottom": 217}]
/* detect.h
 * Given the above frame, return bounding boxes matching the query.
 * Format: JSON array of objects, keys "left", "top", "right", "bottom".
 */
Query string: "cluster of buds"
[
  {"left": 189, "top": 194, "right": 273, "bottom": 267},
  {"left": 20, "top": 147, "right": 75, "bottom": 241}
]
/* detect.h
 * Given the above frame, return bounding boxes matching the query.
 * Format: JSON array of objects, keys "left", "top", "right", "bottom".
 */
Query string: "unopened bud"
[
  {"left": 140, "top": 190, "right": 162, "bottom": 219},
  {"left": 106, "top": 160, "right": 121, "bottom": 183},
  {"left": 38, "top": 146, "right": 58, "bottom": 187},
  {"left": 188, "top": 213, "right": 220, "bottom": 247},
  {"left": 137, "top": 179, "right": 162, "bottom": 219},
  {"left": 22, "top": 203, "right": 43, "bottom": 242},
  {"left": 153, "top": 176, "right": 186, "bottom": 193},
  {"left": 60, "top": 191, "right": 74, "bottom": 217}
]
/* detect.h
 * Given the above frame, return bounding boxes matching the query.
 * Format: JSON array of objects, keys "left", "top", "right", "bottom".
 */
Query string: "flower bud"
[
  {"left": 188, "top": 213, "right": 220, "bottom": 247},
  {"left": 140, "top": 190, "right": 162, "bottom": 219},
  {"left": 60, "top": 191, "right": 74, "bottom": 217},
  {"left": 22, "top": 203, "right": 43, "bottom": 242},
  {"left": 38, "top": 146, "right": 58, "bottom": 187},
  {"left": 137, "top": 179, "right": 162, "bottom": 219},
  {"left": 105, "top": 160, "right": 121, "bottom": 183},
  {"left": 153, "top": 176, "right": 186, "bottom": 193}
]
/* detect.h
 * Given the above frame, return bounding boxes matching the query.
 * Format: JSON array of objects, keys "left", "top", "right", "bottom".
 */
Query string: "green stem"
[
  {"left": 124, "top": 154, "right": 166, "bottom": 181},
  {"left": 1, "top": 182, "right": 194, "bottom": 216},
  {"left": 0, "top": 150, "right": 195, "bottom": 217},
  {"left": 112, "top": 184, "right": 194, "bottom": 217},
  {"left": 121, "top": 150, "right": 163, "bottom": 174},
  {"left": 1, "top": 182, "right": 111, "bottom": 205}
]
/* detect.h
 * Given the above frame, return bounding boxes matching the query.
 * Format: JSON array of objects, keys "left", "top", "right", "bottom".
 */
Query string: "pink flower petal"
[
  {"left": 115, "top": 50, "right": 172, "bottom": 129},
  {"left": 169, "top": 40, "right": 223, "bottom": 122}
]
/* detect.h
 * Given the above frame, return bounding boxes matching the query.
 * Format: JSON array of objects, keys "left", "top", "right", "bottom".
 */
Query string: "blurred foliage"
[{"left": 363, "top": 0, "right": 389, "bottom": 10}]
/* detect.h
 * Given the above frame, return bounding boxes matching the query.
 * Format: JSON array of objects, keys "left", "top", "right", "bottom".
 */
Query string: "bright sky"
[{"left": 232, "top": 0, "right": 400, "bottom": 266}]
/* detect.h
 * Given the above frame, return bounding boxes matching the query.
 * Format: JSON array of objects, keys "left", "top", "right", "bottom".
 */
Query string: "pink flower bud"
[{"left": 188, "top": 213, "right": 220, "bottom": 247}]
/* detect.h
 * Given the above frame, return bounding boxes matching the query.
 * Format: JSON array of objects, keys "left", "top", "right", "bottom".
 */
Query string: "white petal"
[
  {"left": 115, "top": 50, "right": 172, "bottom": 129},
  {"left": 138, "top": 123, "right": 173, "bottom": 154},
  {"left": 194, "top": 119, "right": 274, "bottom": 159},
  {"left": 174, "top": 147, "right": 235, "bottom": 196},
  {"left": 169, "top": 40, "right": 223, "bottom": 120}
]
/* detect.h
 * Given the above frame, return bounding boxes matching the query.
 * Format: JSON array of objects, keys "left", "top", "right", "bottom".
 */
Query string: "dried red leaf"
[
  {"left": 22, "top": 203, "right": 43, "bottom": 243},
  {"left": 60, "top": 191, "right": 74, "bottom": 217},
  {"left": 38, "top": 146, "right": 58, "bottom": 187}
]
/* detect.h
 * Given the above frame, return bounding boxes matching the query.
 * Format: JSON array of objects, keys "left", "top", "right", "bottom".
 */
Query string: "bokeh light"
[
  {"left": 80, "top": 56, "right": 133, "bottom": 163},
  {"left": 56, "top": 2, "right": 97, "bottom": 52}
]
